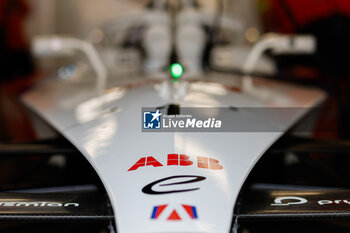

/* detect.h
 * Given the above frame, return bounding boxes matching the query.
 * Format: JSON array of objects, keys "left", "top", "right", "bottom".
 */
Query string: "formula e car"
[{"left": 1, "top": 1, "right": 350, "bottom": 233}]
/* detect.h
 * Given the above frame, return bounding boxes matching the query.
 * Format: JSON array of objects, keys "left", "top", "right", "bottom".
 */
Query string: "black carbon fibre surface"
[
  {"left": 0, "top": 192, "right": 113, "bottom": 222},
  {"left": 236, "top": 189, "right": 350, "bottom": 220}
]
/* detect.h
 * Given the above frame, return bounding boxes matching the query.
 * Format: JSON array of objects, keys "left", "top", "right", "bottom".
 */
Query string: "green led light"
[{"left": 170, "top": 63, "right": 183, "bottom": 79}]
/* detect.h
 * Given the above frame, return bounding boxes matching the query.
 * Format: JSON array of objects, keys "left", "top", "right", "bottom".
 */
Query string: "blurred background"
[{"left": 1, "top": 0, "right": 350, "bottom": 142}]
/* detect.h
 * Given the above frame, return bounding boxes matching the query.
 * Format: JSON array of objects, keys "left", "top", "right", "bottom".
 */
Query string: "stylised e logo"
[{"left": 142, "top": 175, "right": 206, "bottom": 195}]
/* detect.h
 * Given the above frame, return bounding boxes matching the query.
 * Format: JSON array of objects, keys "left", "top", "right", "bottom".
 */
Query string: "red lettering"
[
  {"left": 197, "top": 156, "right": 209, "bottom": 169},
  {"left": 129, "top": 155, "right": 222, "bottom": 171},
  {"left": 179, "top": 154, "right": 193, "bottom": 166},
  {"left": 209, "top": 158, "right": 223, "bottom": 170},
  {"left": 167, "top": 154, "right": 178, "bottom": 166},
  {"left": 167, "top": 154, "right": 193, "bottom": 166},
  {"left": 128, "top": 157, "right": 146, "bottom": 171},
  {"left": 128, "top": 157, "right": 163, "bottom": 171},
  {"left": 146, "top": 156, "right": 163, "bottom": 167}
]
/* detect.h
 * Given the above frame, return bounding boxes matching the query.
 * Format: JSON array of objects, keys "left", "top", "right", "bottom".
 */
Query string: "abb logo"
[{"left": 128, "top": 154, "right": 223, "bottom": 171}]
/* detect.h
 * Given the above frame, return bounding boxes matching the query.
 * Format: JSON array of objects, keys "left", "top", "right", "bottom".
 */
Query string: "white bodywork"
[{"left": 22, "top": 73, "right": 325, "bottom": 233}]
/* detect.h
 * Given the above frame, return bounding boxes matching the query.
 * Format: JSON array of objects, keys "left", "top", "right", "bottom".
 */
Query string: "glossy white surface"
[{"left": 23, "top": 74, "right": 326, "bottom": 233}]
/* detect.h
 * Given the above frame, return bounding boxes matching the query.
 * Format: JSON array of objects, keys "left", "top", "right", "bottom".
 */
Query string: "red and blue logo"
[
  {"left": 151, "top": 204, "right": 198, "bottom": 220},
  {"left": 182, "top": 204, "right": 198, "bottom": 219},
  {"left": 151, "top": 204, "right": 168, "bottom": 219}
]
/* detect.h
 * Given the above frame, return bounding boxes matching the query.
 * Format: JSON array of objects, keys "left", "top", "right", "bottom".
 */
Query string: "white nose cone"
[{"left": 22, "top": 72, "right": 326, "bottom": 233}]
